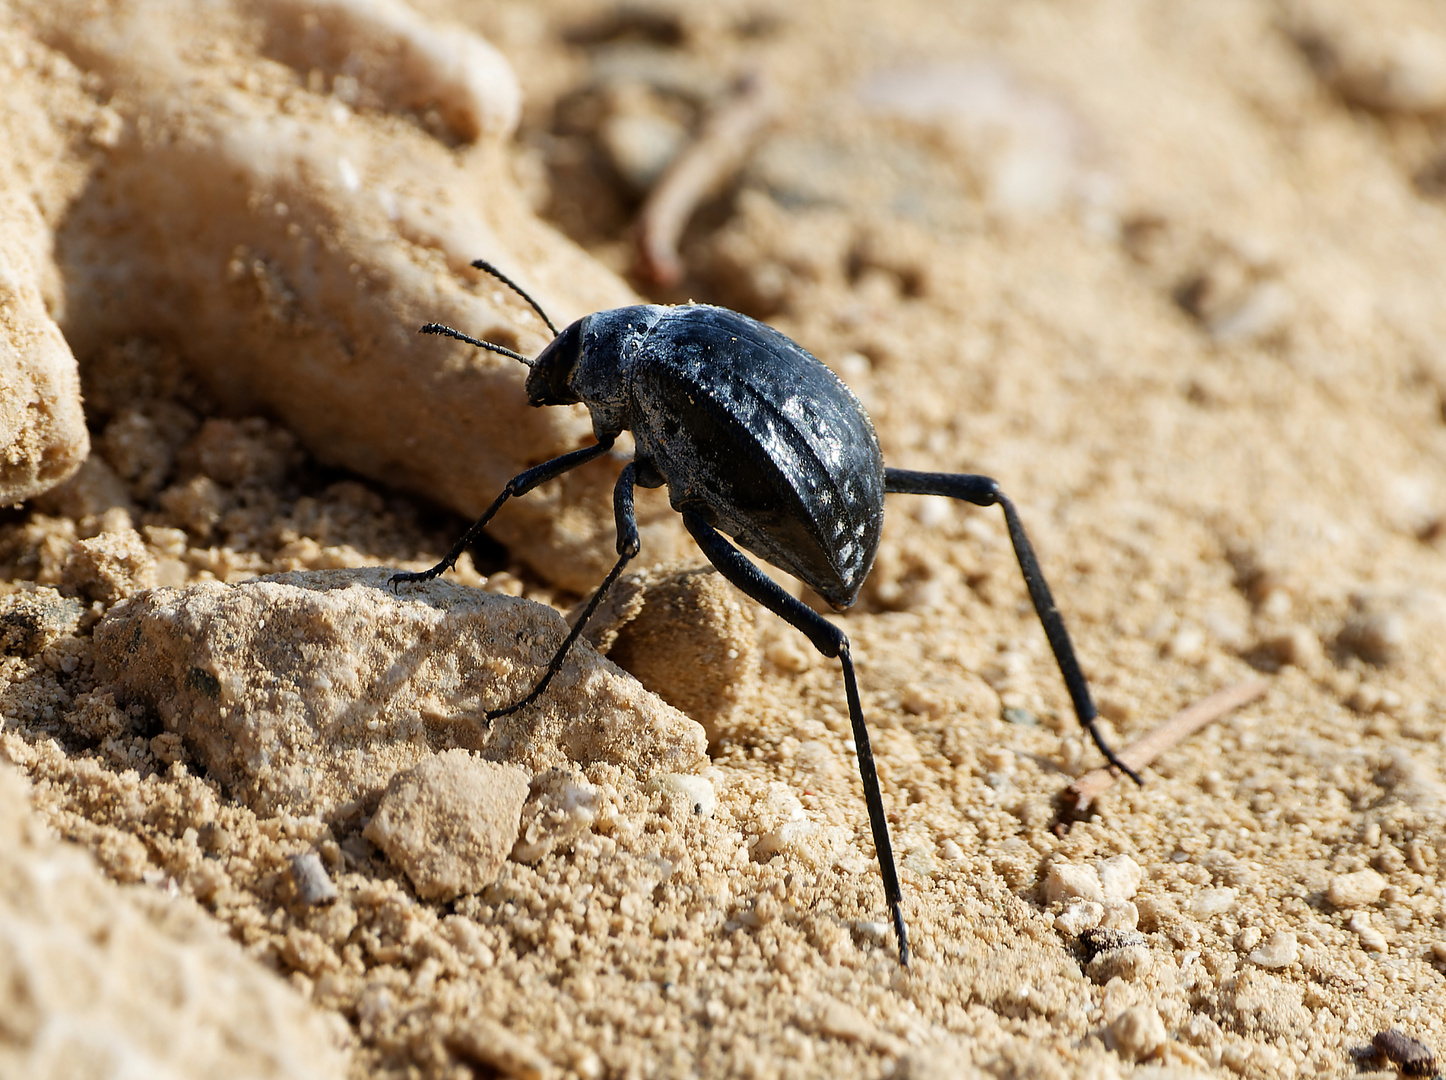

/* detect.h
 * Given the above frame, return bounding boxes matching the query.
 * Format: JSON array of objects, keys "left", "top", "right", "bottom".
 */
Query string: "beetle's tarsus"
[
  {"left": 483, "top": 466, "right": 641, "bottom": 722},
  {"left": 893, "top": 901, "right": 911, "bottom": 967}
]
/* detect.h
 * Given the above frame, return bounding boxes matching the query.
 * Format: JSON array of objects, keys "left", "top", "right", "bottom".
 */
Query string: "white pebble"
[
  {"left": 1097, "top": 854, "right": 1143, "bottom": 902},
  {"left": 1248, "top": 930, "right": 1299, "bottom": 969},
  {"left": 1054, "top": 901, "right": 1104, "bottom": 936},
  {"left": 1099, "top": 900, "right": 1139, "bottom": 930},
  {"left": 1327, "top": 868, "right": 1386, "bottom": 909},
  {"left": 1189, "top": 887, "right": 1237, "bottom": 919},
  {"left": 1105, "top": 1005, "right": 1166, "bottom": 1061},
  {"left": 1043, "top": 862, "right": 1104, "bottom": 905},
  {"left": 1349, "top": 911, "right": 1389, "bottom": 953},
  {"left": 649, "top": 772, "right": 717, "bottom": 818}
]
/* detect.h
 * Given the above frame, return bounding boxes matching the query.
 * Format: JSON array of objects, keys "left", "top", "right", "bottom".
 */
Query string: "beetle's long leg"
[
  {"left": 389, "top": 437, "right": 616, "bottom": 589},
  {"left": 487, "top": 461, "right": 642, "bottom": 720},
  {"left": 681, "top": 510, "right": 910, "bottom": 968},
  {"left": 883, "top": 468, "right": 1143, "bottom": 786}
]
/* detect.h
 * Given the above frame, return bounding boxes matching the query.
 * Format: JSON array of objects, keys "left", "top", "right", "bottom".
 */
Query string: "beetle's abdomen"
[{"left": 629, "top": 307, "right": 884, "bottom": 608}]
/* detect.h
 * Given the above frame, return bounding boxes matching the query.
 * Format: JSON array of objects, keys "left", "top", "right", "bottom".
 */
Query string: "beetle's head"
[{"left": 526, "top": 317, "right": 585, "bottom": 407}]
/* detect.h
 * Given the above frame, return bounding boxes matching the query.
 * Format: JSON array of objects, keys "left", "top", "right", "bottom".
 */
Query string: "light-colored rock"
[
  {"left": 1054, "top": 900, "right": 1105, "bottom": 936},
  {"left": 1249, "top": 930, "right": 1299, "bottom": 969},
  {"left": 1043, "top": 861, "right": 1105, "bottom": 905},
  {"left": 446, "top": 1016, "right": 552, "bottom": 1080},
  {"left": 1189, "top": 886, "right": 1238, "bottom": 919},
  {"left": 0, "top": 586, "right": 83, "bottom": 656},
  {"left": 0, "top": 162, "right": 87, "bottom": 505},
  {"left": 60, "top": 527, "right": 157, "bottom": 604},
  {"left": 29, "top": 0, "right": 686, "bottom": 592},
  {"left": 365, "top": 750, "right": 530, "bottom": 900},
  {"left": 1097, "top": 854, "right": 1143, "bottom": 903},
  {"left": 92, "top": 568, "right": 707, "bottom": 815},
  {"left": 288, "top": 852, "right": 339, "bottom": 907},
  {"left": 1327, "top": 868, "right": 1387, "bottom": 909},
  {"left": 648, "top": 772, "right": 717, "bottom": 818},
  {"left": 511, "top": 767, "right": 601, "bottom": 863},
  {"left": 585, "top": 563, "right": 759, "bottom": 742},
  {"left": 1099, "top": 900, "right": 1140, "bottom": 930},
  {"left": 1349, "top": 911, "right": 1390, "bottom": 952},
  {"left": 0, "top": 763, "right": 348, "bottom": 1079},
  {"left": 1105, "top": 1005, "right": 1166, "bottom": 1062}
]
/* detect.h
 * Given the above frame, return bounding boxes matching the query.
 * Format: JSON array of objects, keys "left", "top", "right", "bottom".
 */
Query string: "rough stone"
[
  {"left": 23, "top": 0, "right": 687, "bottom": 593},
  {"left": 583, "top": 563, "right": 759, "bottom": 743},
  {"left": 0, "top": 763, "right": 347, "bottom": 1079},
  {"left": 365, "top": 750, "right": 530, "bottom": 901},
  {"left": 1327, "top": 868, "right": 1387, "bottom": 909},
  {"left": 92, "top": 568, "right": 707, "bottom": 816}
]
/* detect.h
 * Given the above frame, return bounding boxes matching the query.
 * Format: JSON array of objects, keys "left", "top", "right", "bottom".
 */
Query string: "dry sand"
[{"left": 2, "top": 0, "right": 1446, "bottom": 1076}]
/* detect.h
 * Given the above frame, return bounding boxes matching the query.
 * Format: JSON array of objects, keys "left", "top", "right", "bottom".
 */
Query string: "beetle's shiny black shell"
[{"left": 619, "top": 305, "right": 884, "bottom": 609}]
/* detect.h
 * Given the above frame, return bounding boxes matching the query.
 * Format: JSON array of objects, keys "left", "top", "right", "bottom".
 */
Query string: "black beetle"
[{"left": 393, "top": 259, "right": 1140, "bottom": 966}]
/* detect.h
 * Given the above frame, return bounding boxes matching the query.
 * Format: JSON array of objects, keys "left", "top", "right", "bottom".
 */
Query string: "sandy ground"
[{"left": 2, "top": 0, "right": 1446, "bottom": 1077}]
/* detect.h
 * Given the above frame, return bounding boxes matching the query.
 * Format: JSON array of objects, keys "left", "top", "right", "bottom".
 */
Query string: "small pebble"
[
  {"left": 1043, "top": 862, "right": 1104, "bottom": 905},
  {"left": 1165, "top": 624, "right": 1206, "bottom": 662},
  {"left": 1340, "top": 611, "right": 1407, "bottom": 666},
  {"left": 1349, "top": 911, "right": 1389, "bottom": 953},
  {"left": 1248, "top": 929, "right": 1298, "bottom": 969},
  {"left": 288, "top": 852, "right": 338, "bottom": 906},
  {"left": 1105, "top": 1005, "right": 1166, "bottom": 1061},
  {"left": 648, "top": 772, "right": 716, "bottom": 817},
  {"left": 364, "top": 751, "right": 530, "bottom": 901},
  {"left": 1328, "top": 868, "right": 1387, "bottom": 909},
  {"left": 1097, "top": 854, "right": 1143, "bottom": 902},
  {"left": 1088, "top": 944, "right": 1152, "bottom": 983},
  {"left": 446, "top": 1017, "right": 550, "bottom": 1080},
  {"left": 1099, "top": 900, "right": 1139, "bottom": 931},
  {"left": 1264, "top": 625, "right": 1323, "bottom": 669},
  {"left": 1054, "top": 901, "right": 1104, "bottom": 936},
  {"left": 1189, "top": 887, "right": 1237, "bottom": 919}
]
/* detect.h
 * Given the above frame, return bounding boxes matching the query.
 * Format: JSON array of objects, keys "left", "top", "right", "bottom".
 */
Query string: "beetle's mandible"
[{"left": 392, "top": 258, "right": 1142, "bottom": 967}]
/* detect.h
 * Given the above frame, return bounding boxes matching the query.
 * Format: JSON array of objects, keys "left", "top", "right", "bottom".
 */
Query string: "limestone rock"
[
  {"left": 583, "top": 563, "right": 759, "bottom": 742},
  {"left": 0, "top": 161, "right": 87, "bottom": 505},
  {"left": 28, "top": 0, "right": 686, "bottom": 592},
  {"left": 92, "top": 568, "right": 707, "bottom": 816},
  {"left": 0, "top": 763, "right": 348, "bottom": 1079},
  {"left": 365, "top": 750, "right": 530, "bottom": 900}
]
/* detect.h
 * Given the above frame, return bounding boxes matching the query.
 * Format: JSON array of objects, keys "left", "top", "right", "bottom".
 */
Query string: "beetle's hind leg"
[
  {"left": 680, "top": 510, "right": 910, "bottom": 967},
  {"left": 883, "top": 468, "right": 1142, "bottom": 786},
  {"left": 486, "top": 460, "right": 642, "bottom": 720},
  {"left": 389, "top": 438, "right": 616, "bottom": 589}
]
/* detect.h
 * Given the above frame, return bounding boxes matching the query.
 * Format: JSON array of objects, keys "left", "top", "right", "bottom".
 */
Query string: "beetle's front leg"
[
  {"left": 486, "top": 459, "right": 643, "bottom": 720},
  {"left": 389, "top": 437, "right": 616, "bottom": 589},
  {"left": 883, "top": 468, "right": 1142, "bottom": 785}
]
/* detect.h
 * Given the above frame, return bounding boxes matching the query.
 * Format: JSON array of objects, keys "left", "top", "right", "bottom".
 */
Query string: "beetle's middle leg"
[
  {"left": 486, "top": 460, "right": 644, "bottom": 720},
  {"left": 389, "top": 437, "right": 617, "bottom": 589},
  {"left": 680, "top": 509, "right": 910, "bottom": 967},
  {"left": 883, "top": 468, "right": 1142, "bottom": 785}
]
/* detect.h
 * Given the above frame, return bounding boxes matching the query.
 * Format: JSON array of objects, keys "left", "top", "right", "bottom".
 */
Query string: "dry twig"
[
  {"left": 1059, "top": 677, "right": 1269, "bottom": 820},
  {"left": 636, "top": 73, "right": 778, "bottom": 287}
]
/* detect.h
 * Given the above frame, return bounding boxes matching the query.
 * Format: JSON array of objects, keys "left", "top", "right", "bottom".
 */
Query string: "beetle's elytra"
[{"left": 393, "top": 258, "right": 1141, "bottom": 967}]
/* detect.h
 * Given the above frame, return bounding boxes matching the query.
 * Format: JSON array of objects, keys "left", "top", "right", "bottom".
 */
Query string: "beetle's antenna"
[
  {"left": 419, "top": 323, "right": 534, "bottom": 368},
  {"left": 471, "top": 258, "right": 560, "bottom": 337}
]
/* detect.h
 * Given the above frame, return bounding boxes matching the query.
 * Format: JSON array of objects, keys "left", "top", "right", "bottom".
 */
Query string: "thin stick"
[
  {"left": 636, "top": 72, "right": 778, "bottom": 288},
  {"left": 1060, "top": 677, "right": 1268, "bottom": 817}
]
